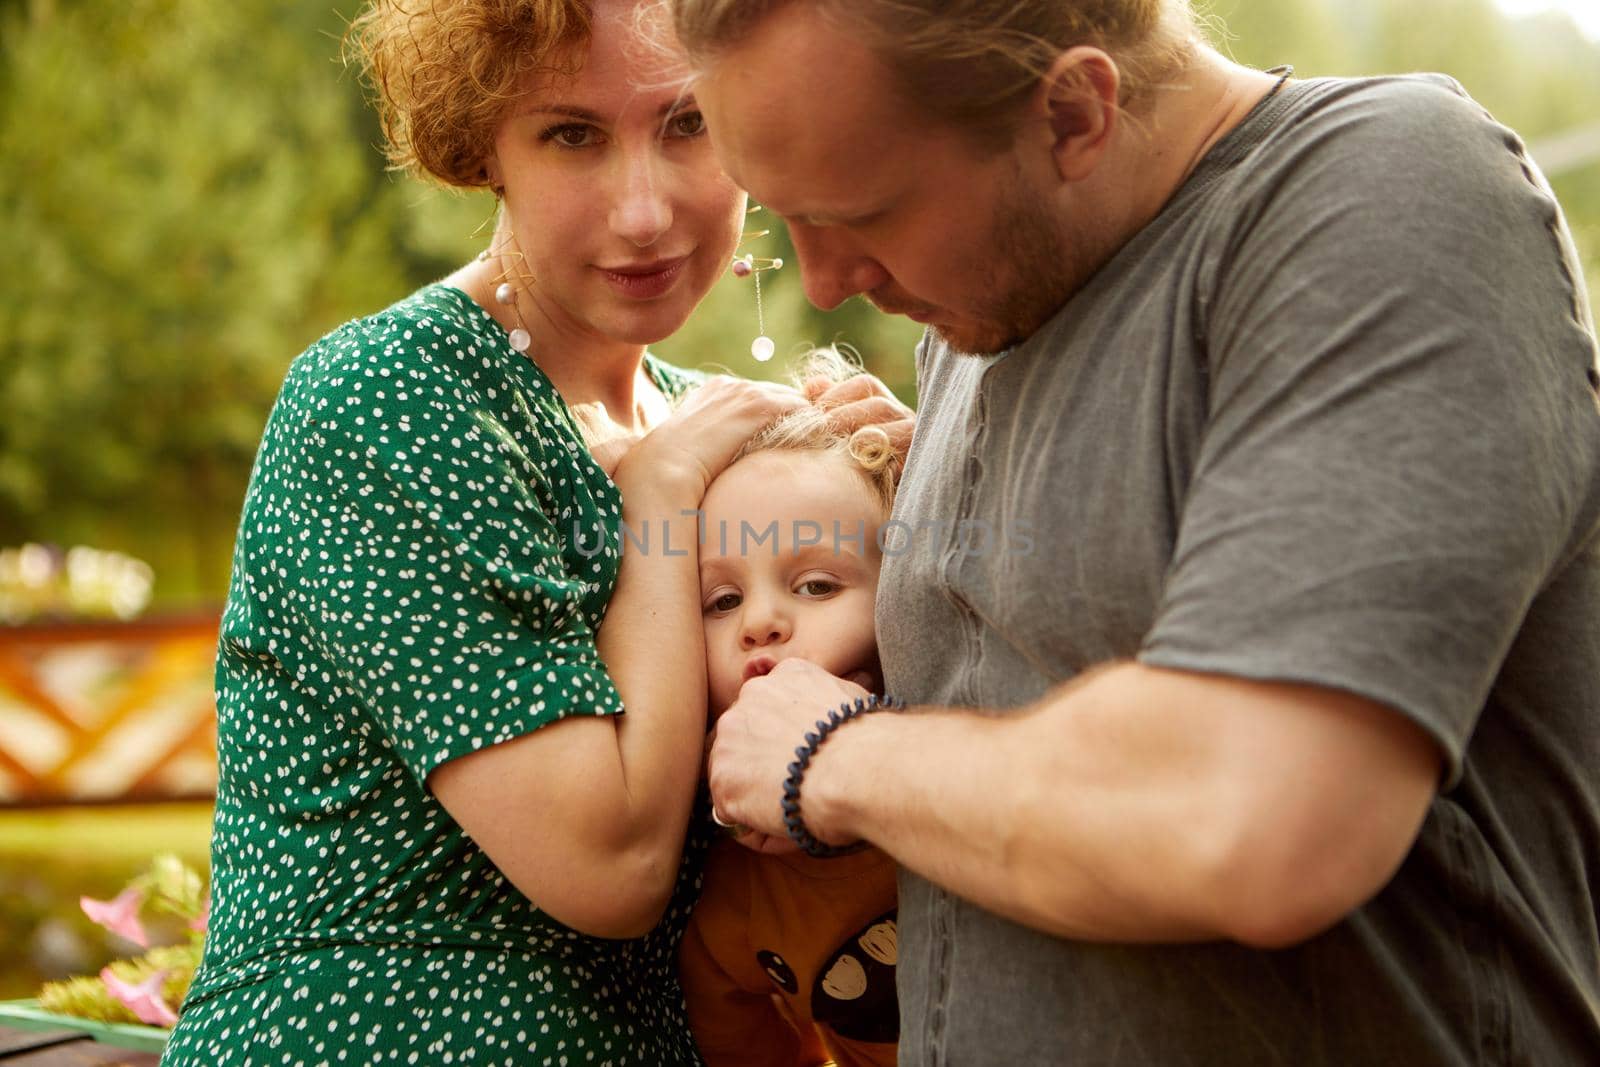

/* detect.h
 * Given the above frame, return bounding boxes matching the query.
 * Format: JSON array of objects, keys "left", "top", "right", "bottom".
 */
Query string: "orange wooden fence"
[{"left": 0, "top": 616, "right": 219, "bottom": 804}]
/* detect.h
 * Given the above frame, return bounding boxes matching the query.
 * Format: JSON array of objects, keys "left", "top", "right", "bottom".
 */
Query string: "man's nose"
[
  {"left": 788, "top": 222, "right": 890, "bottom": 310},
  {"left": 609, "top": 150, "right": 673, "bottom": 248}
]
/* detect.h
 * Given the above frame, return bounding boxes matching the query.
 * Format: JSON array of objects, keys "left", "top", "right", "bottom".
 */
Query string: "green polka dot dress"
[{"left": 162, "top": 284, "right": 710, "bottom": 1066}]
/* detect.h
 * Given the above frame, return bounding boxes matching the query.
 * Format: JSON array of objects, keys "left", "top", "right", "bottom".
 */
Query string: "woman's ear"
[
  {"left": 1039, "top": 46, "right": 1121, "bottom": 182},
  {"left": 482, "top": 156, "right": 504, "bottom": 195}
]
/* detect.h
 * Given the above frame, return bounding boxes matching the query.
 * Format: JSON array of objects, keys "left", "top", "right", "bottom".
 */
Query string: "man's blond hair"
[{"left": 668, "top": 0, "right": 1198, "bottom": 147}]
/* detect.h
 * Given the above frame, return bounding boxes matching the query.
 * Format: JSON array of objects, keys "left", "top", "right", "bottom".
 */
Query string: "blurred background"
[{"left": 2, "top": 0, "right": 1598, "bottom": 1001}]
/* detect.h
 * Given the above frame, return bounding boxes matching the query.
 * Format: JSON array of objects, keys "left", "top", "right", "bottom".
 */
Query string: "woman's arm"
[{"left": 431, "top": 378, "right": 803, "bottom": 938}]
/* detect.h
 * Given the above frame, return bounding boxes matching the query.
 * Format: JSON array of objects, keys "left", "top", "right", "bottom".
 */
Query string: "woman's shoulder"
[{"left": 279, "top": 283, "right": 504, "bottom": 420}]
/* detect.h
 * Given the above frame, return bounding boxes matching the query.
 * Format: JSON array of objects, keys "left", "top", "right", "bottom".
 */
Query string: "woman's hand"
[
  {"left": 614, "top": 376, "right": 804, "bottom": 500},
  {"left": 804, "top": 373, "right": 915, "bottom": 461}
]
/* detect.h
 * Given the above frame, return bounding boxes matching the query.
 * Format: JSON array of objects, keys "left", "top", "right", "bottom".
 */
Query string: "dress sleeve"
[
  {"left": 1141, "top": 77, "right": 1600, "bottom": 786},
  {"left": 267, "top": 323, "right": 625, "bottom": 788}
]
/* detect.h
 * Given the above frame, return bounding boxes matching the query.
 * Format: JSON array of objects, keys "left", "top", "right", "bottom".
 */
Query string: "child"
[{"left": 678, "top": 373, "right": 902, "bottom": 1067}]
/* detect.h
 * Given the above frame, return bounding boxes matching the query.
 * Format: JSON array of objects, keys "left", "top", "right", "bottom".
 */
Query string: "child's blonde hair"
[{"left": 731, "top": 347, "right": 902, "bottom": 515}]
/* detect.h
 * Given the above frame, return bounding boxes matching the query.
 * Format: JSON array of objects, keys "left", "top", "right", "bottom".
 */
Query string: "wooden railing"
[{"left": 0, "top": 615, "right": 219, "bottom": 804}]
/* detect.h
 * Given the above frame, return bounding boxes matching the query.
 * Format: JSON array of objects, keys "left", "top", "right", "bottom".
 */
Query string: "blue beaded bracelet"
[{"left": 781, "top": 693, "right": 902, "bottom": 857}]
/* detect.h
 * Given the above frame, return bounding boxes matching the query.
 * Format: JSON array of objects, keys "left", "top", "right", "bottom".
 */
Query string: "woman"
[{"left": 161, "top": 1, "right": 807, "bottom": 1062}]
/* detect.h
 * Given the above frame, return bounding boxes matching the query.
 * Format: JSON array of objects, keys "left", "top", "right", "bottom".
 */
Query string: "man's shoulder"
[
  {"left": 1215, "top": 71, "right": 1530, "bottom": 238},
  {"left": 1297, "top": 71, "right": 1471, "bottom": 107},
  {"left": 1273, "top": 72, "right": 1501, "bottom": 154}
]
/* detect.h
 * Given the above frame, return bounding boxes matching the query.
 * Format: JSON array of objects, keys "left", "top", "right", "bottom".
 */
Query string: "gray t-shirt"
[{"left": 879, "top": 74, "right": 1600, "bottom": 1064}]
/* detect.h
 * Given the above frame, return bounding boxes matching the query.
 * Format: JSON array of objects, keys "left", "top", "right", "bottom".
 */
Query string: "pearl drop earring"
[
  {"left": 732, "top": 206, "right": 784, "bottom": 362},
  {"left": 494, "top": 281, "right": 532, "bottom": 354},
  {"left": 478, "top": 244, "right": 535, "bottom": 357}
]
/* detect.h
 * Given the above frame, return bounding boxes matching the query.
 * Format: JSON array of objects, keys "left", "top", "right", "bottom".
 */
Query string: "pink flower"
[
  {"left": 99, "top": 967, "right": 178, "bottom": 1027},
  {"left": 188, "top": 896, "right": 210, "bottom": 933},
  {"left": 80, "top": 889, "right": 149, "bottom": 948}
]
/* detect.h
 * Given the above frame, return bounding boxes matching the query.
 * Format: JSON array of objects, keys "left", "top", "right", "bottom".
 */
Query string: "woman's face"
[{"left": 486, "top": 0, "right": 745, "bottom": 348}]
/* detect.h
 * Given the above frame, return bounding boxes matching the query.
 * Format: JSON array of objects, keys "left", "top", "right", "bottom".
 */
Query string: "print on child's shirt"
[{"left": 757, "top": 910, "right": 899, "bottom": 1044}]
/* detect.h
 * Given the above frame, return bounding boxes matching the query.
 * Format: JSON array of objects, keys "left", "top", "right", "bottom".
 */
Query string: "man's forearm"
[
  {"left": 794, "top": 662, "right": 1438, "bottom": 946},
  {"left": 796, "top": 667, "right": 1225, "bottom": 942}
]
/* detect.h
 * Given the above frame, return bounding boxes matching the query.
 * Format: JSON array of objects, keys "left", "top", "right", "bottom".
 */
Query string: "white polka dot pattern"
[{"left": 161, "top": 284, "right": 710, "bottom": 1065}]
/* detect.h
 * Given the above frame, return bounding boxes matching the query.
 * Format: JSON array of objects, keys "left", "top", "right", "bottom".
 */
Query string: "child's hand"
[{"left": 732, "top": 829, "right": 803, "bottom": 855}]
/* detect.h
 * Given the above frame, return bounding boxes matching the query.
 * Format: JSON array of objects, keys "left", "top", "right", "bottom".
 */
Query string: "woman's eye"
[
  {"left": 544, "top": 124, "right": 598, "bottom": 148},
  {"left": 668, "top": 110, "right": 706, "bottom": 138},
  {"left": 797, "top": 579, "right": 838, "bottom": 597},
  {"left": 709, "top": 592, "right": 742, "bottom": 613}
]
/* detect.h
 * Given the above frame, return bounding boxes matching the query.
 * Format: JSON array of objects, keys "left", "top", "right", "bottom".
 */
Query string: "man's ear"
[{"left": 1039, "top": 46, "right": 1120, "bottom": 182}]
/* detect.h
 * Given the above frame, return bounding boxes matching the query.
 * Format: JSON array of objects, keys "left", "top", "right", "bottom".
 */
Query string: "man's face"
[{"left": 694, "top": 4, "right": 1089, "bottom": 354}]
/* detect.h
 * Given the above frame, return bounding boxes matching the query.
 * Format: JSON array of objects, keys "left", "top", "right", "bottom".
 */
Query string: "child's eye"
[
  {"left": 542, "top": 123, "right": 601, "bottom": 148},
  {"left": 796, "top": 579, "right": 838, "bottom": 598},
  {"left": 667, "top": 110, "right": 706, "bottom": 138},
  {"left": 707, "top": 592, "right": 742, "bottom": 613}
]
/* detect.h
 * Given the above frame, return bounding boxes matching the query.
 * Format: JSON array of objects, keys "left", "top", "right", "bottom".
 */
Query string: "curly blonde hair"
[
  {"left": 732, "top": 348, "right": 902, "bottom": 516},
  {"left": 345, "top": 0, "right": 593, "bottom": 188}
]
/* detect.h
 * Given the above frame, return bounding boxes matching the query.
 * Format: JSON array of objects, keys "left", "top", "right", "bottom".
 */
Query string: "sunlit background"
[{"left": 1, "top": 0, "right": 1598, "bottom": 1007}]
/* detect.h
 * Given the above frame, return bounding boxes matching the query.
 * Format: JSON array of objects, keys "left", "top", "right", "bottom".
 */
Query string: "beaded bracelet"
[{"left": 781, "top": 693, "right": 903, "bottom": 857}]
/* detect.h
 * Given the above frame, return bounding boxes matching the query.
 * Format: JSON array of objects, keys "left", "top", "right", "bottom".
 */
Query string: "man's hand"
[
  {"left": 804, "top": 372, "right": 915, "bottom": 459},
  {"left": 707, "top": 659, "right": 873, "bottom": 850}
]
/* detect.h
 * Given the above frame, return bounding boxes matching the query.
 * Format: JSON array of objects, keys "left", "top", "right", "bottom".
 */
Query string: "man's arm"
[{"left": 707, "top": 659, "right": 1440, "bottom": 947}]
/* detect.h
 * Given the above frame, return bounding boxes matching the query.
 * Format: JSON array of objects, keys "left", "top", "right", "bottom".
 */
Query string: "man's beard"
[{"left": 929, "top": 172, "right": 1093, "bottom": 357}]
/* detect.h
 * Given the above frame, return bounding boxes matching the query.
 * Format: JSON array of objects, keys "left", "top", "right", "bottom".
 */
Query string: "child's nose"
[{"left": 739, "top": 610, "right": 790, "bottom": 649}]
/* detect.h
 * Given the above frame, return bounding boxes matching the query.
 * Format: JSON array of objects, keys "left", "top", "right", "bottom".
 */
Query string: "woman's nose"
[
  {"left": 609, "top": 151, "right": 673, "bottom": 248},
  {"left": 788, "top": 222, "right": 891, "bottom": 311}
]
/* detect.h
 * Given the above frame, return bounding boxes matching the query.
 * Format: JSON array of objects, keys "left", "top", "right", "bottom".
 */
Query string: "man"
[{"left": 673, "top": 0, "right": 1600, "bottom": 1062}]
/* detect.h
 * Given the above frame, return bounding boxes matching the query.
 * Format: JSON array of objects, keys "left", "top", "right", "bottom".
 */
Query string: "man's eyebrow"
[{"left": 787, "top": 205, "right": 883, "bottom": 228}]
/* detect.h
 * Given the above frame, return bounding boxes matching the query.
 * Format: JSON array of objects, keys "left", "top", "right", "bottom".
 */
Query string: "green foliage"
[
  {"left": 0, "top": 0, "right": 467, "bottom": 600},
  {"left": 0, "top": 0, "right": 1596, "bottom": 605},
  {"left": 32, "top": 853, "right": 206, "bottom": 1026},
  {"left": 36, "top": 943, "right": 198, "bottom": 1026},
  {"left": 0, "top": 803, "right": 213, "bottom": 1000},
  {"left": 1208, "top": 0, "right": 1600, "bottom": 312}
]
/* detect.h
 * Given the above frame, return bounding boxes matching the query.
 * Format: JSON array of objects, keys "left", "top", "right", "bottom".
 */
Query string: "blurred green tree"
[{"left": 0, "top": 0, "right": 426, "bottom": 597}]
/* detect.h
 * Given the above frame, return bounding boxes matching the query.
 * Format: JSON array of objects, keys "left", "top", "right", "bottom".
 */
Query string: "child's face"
[{"left": 700, "top": 450, "right": 885, "bottom": 717}]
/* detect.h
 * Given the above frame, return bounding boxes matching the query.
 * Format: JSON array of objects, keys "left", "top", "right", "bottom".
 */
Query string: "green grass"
[{"left": 0, "top": 802, "right": 213, "bottom": 1000}]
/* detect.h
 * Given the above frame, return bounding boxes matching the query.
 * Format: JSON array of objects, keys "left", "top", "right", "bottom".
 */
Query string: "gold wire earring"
[
  {"left": 478, "top": 241, "right": 535, "bottom": 356},
  {"left": 731, "top": 205, "right": 783, "bottom": 362}
]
